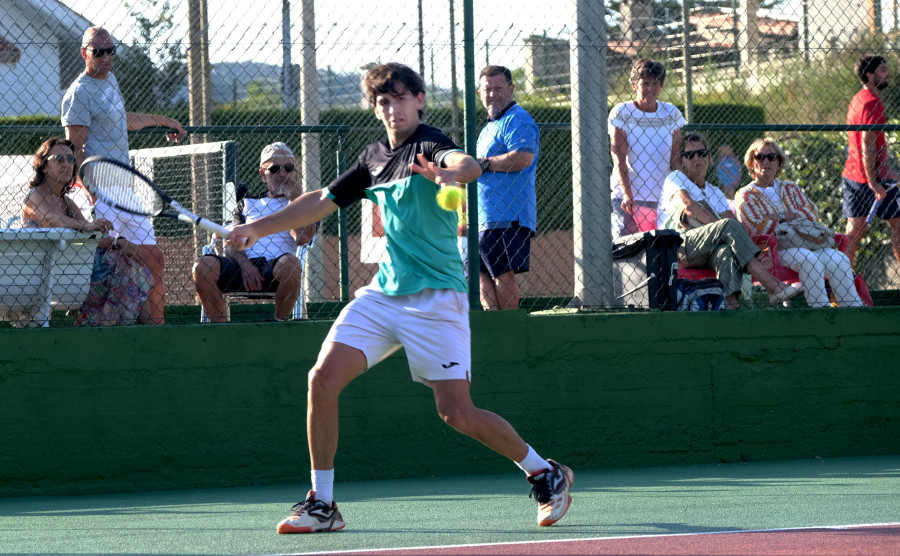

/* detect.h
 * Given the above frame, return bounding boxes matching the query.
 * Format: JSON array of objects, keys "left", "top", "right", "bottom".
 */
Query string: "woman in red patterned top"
[{"left": 736, "top": 138, "right": 862, "bottom": 308}]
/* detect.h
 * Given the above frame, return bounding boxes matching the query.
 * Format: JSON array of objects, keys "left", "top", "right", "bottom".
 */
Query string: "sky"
[
  {"left": 56, "top": 0, "right": 826, "bottom": 92},
  {"left": 58, "top": 0, "right": 582, "bottom": 78}
]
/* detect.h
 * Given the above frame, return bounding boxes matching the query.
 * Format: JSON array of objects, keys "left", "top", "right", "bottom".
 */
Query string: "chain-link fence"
[{"left": 2, "top": 0, "right": 900, "bottom": 326}]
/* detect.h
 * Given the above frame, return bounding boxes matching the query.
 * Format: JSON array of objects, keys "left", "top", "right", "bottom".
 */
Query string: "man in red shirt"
[{"left": 843, "top": 54, "right": 900, "bottom": 265}]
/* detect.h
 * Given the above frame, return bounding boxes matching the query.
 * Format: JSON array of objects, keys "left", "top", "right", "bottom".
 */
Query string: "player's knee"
[
  {"left": 275, "top": 255, "right": 303, "bottom": 285},
  {"left": 437, "top": 404, "right": 476, "bottom": 434},
  {"left": 307, "top": 365, "right": 344, "bottom": 402},
  {"left": 192, "top": 255, "right": 219, "bottom": 283}
]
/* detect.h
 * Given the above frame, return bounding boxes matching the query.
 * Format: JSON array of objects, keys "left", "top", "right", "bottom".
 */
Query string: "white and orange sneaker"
[
  {"left": 276, "top": 490, "right": 346, "bottom": 534},
  {"left": 527, "top": 459, "right": 574, "bottom": 526}
]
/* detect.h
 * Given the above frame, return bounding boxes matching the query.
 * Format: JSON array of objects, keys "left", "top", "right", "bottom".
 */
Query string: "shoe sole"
[
  {"left": 276, "top": 521, "right": 346, "bottom": 534},
  {"left": 538, "top": 462, "right": 574, "bottom": 527}
]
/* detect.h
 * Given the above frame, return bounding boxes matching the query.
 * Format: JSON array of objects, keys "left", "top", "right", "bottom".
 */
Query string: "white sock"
[
  {"left": 515, "top": 445, "right": 551, "bottom": 476},
  {"left": 311, "top": 469, "right": 334, "bottom": 504}
]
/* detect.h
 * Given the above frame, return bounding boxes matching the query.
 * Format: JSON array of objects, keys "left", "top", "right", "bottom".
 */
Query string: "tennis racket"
[
  {"left": 80, "top": 156, "right": 230, "bottom": 238},
  {"left": 866, "top": 180, "right": 897, "bottom": 223}
]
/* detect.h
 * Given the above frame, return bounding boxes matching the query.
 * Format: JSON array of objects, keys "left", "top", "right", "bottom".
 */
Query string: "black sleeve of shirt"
[
  {"left": 327, "top": 154, "right": 372, "bottom": 209},
  {"left": 422, "top": 127, "right": 461, "bottom": 168},
  {"left": 232, "top": 198, "right": 247, "bottom": 226}
]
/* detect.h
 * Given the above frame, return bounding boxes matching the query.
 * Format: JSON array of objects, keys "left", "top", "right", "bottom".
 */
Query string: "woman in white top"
[
  {"left": 658, "top": 134, "right": 801, "bottom": 309},
  {"left": 736, "top": 138, "right": 862, "bottom": 308},
  {"left": 609, "top": 59, "right": 685, "bottom": 238}
]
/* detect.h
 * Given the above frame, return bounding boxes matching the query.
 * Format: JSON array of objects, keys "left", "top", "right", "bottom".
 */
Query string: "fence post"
[
  {"left": 570, "top": 0, "right": 615, "bottom": 308},
  {"left": 462, "top": 0, "right": 481, "bottom": 311},
  {"left": 300, "top": 0, "right": 326, "bottom": 305}
]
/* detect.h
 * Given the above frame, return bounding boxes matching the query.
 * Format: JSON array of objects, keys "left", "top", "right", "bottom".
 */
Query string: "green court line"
[{"left": 1, "top": 455, "right": 898, "bottom": 556}]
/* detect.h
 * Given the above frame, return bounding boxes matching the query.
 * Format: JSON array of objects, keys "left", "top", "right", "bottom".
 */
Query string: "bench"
[{"left": 0, "top": 228, "right": 100, "bottom": 327}]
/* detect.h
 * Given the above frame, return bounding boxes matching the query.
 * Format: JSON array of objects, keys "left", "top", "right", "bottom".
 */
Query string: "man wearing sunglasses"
[
  {"left": 61, "top": 26, "right": 187, "bottom": 325},
  {"left": 192, "top": 142, "right": 317, "bottom": 322}
]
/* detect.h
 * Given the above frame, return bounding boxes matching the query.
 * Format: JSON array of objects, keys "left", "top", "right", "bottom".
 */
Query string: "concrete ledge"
[{"left": 1, "top": 307, "right": 898, "bottom": 497}]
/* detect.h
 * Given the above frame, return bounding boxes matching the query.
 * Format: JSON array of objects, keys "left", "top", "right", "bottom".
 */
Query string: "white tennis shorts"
[
  {"left": 94, "top": 201, "right": 157, "bottom": 246},
  {"left": 324, "top": 285, "right": 472, "bottom": 385}
]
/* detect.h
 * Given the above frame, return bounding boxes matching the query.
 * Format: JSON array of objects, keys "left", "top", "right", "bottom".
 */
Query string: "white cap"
[{"left": 260, "top": 142, "right": 295, "bottom": 166}]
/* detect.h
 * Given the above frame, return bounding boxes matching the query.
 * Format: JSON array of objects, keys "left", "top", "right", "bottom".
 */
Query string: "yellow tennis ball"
[{"left": 436, "top": 186, "right": 464, "bottom": 211}]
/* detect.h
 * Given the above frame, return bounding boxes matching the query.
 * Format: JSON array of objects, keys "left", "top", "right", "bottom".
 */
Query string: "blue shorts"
[
  {"left": 842, "top": 177, "right": 900, "bottom": 220},
  {"left": 478, "top": 224, "right": 531, "bottom": 277},
  {"left": 212, "top": 253, "right": 290, "bottom": 293}
]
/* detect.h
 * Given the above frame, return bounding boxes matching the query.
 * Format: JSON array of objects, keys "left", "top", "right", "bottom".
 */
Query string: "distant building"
[
  {"left": 688, "top": 8, "right": 797, "bottom": 55},
  {"left": 522, "top": 35, "right": 570, "bottom": 96},
  {"left": 0, "top": 0, "right": 96, "bottom": 117},
  {"left": 522, "top": 7, "right": 799, "bottom": 97},
  {"left": 803, "top": 0, "right": 874, "bottom": 52},
  {"left": 0, "top": 33, "right": 20, "bottom": 64},
  {"left": 620, "top": 0, "right": 654, "bottom": 43}
]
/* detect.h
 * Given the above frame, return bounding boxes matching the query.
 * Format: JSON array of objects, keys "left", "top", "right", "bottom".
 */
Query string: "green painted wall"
[{"left": 1, "top": 308, "right": 898, "bottom": 497}]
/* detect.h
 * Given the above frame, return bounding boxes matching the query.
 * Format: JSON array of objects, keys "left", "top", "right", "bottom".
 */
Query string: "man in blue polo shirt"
[{"left": 475, "top": 65, "right": 539, "bottom": 310}]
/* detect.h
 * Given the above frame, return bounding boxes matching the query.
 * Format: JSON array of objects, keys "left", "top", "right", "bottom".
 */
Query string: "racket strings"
[{"left": 84, "top": 161, "right": 164, "bottom": 215}]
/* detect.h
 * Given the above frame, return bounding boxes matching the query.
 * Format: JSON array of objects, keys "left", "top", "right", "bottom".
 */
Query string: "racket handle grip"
[
  {"left": 197, "top": 218, "right": 231, "bottom": 238},
  {"left": 866, "top": 199, "right": 881, "bottom": 223}
]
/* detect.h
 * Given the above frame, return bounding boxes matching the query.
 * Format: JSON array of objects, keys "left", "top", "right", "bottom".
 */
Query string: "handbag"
[
  {"left": 773, "top": 219, "right": 835, "bottom": 251},
  {"left": 676, "top": 278, "right": 726, "bottom": 311}
]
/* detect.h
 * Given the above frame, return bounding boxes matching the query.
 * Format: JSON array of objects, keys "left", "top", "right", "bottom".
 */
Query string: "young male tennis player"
[{"left": 226, "top": 63, "right": 573, "bottom": 534}]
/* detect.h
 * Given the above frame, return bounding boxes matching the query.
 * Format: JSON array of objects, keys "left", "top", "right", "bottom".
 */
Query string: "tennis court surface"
[{"left": 2, "top": 455, "right": 898, "bottom": 555}]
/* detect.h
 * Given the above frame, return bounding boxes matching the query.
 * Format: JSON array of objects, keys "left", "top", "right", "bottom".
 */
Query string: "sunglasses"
[
  {"left": 48, "top": 154, "right": 76, "bottom": 163},
  {"left": 754, "top": 152, "right": 779, "bottom": 162},
  {"left": 680, "top": 148, "right": 709, "bottom": 160},
  {"left": 265, "top": 163, "right": 295, "bottom": 174},
  {"left": 87, "top": 46, "right": 117, "bottom": 57}
]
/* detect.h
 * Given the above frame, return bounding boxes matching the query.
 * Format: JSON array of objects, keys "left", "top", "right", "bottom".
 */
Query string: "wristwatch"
[{"left": 479, "top": 158, "right": 491, "bottom": 172}]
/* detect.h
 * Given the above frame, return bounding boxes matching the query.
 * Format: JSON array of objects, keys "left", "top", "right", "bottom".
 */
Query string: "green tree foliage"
[
  {"left": 241, "top": 81, "right": 282, "bottom": 110},
  {"left": 115, "top": 0, "right": 187, "bottom": 112}
]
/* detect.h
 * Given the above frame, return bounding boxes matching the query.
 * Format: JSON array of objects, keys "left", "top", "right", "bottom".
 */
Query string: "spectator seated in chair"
[
  {"left": 192, "top": 142, "right": 317, "bottom": 322},
  {"left": 736, "top": 137, "right": 863, "bottom": 308},
  {"left": 657, "top": 133, "right": 801, "bottom": 309},
  {"left": 22, "top": 137, "right": 156, "bottom": 327},
  {"left": 21, "top": 137, "right": 112, "bottom": 236}
]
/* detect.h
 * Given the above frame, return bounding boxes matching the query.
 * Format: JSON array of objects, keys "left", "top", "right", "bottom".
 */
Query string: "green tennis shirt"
[{"left": 326, "top": 124, "right": 467, "bottom": 296}]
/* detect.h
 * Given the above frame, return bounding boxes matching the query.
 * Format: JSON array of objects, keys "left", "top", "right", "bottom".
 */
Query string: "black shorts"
[
  {"left": 842, "top": 177, "right": 900, "bottom": 220},
  {"left": 212, "top": 254, "right": 290, "bottom": 293},
  {"left": 478, "top": 223, "right": 532, "bottom": 277}
]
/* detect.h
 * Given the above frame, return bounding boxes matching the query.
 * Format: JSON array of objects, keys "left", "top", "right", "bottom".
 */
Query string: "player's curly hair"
[{"left": 363, "top": 63, "right": 425, "bottom": 118}]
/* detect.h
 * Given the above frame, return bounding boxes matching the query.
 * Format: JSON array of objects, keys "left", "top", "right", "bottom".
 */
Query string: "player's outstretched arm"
[
  {"left": 410, "top": 152, "right": 481, "bottom": 186},
  {"left": 227, "top": 189, "right": 338, "bottom": 251}
]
